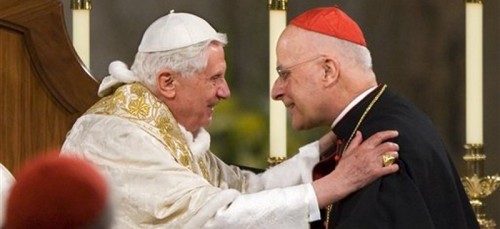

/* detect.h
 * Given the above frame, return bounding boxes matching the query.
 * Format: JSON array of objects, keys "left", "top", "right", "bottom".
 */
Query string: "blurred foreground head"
[{"left": 3, "top": 152, "right": 112, "bottom": 229}]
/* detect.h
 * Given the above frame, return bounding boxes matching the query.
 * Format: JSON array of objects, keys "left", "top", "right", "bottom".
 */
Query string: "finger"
[
  {"left": 379, "top": 163, "right": 400, "bottom": 176},
  {"left": 343, "top": 131, "right": 363, "bottom": 156},
  {"left": 375, "top": 142, "right": 400, "bottom": 157},
  {"left": 384, "top": 151, "right": 399, "bottom": 159},
  {"left": 363, "top": 130, "right": 399, "bottom": 146}
]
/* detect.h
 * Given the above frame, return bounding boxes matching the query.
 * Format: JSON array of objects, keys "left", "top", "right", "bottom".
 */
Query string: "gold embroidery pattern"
[
  {"left": 86, "top": 83, "right": 199, "bottom": 174},
  {"left": 198, "top": 159, "right": 209, "bottom": 182},
  {"left": 128, "top": 96, "right": 150, "bottom": 118}
]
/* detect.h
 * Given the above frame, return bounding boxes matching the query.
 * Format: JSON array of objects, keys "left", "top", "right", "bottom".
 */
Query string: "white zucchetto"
[{"left": 138, "top": 10, "right": 225, "bottom": 52}]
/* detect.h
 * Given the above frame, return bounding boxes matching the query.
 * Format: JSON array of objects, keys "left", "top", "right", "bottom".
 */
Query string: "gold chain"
[
  {"left": 325, "top": 204, "right": 333, "bottom": 227},
  {"left": 324, "top": 84, "right": 387, "bottom": 228}
]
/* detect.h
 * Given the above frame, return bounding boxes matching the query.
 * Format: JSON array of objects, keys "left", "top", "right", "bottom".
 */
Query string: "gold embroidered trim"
[
  {"left": 325, "top": 84, "right": 387, "bottom": 227},
  {"left": 343, "top": 84, "right": 387, "bottom": 150},
  {"left": 86, "top": 83, "right": 210, "bottom": 180},
  {"left": 198, "top": 159, "right": 209, "bottom": 182}
]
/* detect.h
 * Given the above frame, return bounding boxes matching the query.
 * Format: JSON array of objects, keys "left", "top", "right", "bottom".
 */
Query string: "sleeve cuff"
[{"left": 306, "top": 183, "right": 321, "bottom": 221}]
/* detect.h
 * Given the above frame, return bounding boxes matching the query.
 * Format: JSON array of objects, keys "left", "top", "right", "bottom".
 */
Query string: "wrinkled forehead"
[{"left": 277, "top": 26, "right": 318, "bottom": 60}]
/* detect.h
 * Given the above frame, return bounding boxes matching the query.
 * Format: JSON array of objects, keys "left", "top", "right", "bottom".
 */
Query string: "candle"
[
  {"left": 269, "top": 1, "right": 287, "bottom": 159},
  {"left": 71, "top": 0, "right": 91, "bottom": 68},
  {"left": 465, "top": 1, "right": 483, "bottom": 144}
]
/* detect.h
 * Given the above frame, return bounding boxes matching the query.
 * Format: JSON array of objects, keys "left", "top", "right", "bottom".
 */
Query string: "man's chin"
[
  {"left": 201, "top": 119, "right": 212, "bottom": 129},
  {"left": 291, "top": 122, "right": 308, "bottom": 131}
]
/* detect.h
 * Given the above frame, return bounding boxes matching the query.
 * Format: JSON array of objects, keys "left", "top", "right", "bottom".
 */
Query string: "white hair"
[
  {"left": 329, "top": 37, "right": 373, "bottom": 72},
  {"left": 131, "top": 33, "right": 227, "bottom": 90},
  {"left": 307, "top": 30, "right": 373, "bottom": 72}
]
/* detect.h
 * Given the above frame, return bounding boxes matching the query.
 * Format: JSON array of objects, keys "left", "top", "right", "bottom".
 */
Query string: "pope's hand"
[{"left": 313, "top": 130, "right": 399, "bottom": 208}]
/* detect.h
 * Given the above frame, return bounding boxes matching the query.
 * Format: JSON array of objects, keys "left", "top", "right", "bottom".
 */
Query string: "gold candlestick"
[
  {"left": 461, "top": 144, "right": 500, "bottom": 229},
  {"left": 269, "top": 0, "right": 287, "bottom": 10},
  {"left": 267, "top": 156, "right": 287, "bottom": 167},
  {"left": 70, "top": 0, "right": 91, "bottom": 9}
]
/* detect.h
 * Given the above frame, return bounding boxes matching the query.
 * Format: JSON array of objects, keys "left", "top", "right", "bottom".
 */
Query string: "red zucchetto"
[
  {"left": 290, "top": 6, "right": 367, "bottom": 47},
  {"left": 4, "top": 152, "right": 110, "bottom": 229}
]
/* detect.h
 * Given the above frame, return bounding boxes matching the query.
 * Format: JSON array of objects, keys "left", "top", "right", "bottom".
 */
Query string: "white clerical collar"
[{"left": 331, "top": 86, "right": 377, "bottom": 128}]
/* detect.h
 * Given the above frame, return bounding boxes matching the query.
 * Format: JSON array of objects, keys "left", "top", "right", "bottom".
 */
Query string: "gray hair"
[
  {"left": 329, "top": 37, "right": 373, "bottom": 72},
  {"left": 131, "top": 34, "right": 227, "bottom": 90},
  {"left": 308, "top": 30, "right": 373, "bottom": 72}
]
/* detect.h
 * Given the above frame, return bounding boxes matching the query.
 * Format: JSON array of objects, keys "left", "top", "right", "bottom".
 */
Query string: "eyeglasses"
[{"left": 276, "top": 55, "right": 325, "bottom": 79}]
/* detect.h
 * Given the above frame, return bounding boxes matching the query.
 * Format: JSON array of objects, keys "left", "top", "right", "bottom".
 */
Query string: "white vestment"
[
  {"left": 0, "top": 164, "right": 15, "bottom": 226},
  {"left": 61, "top": 83, "right": 320, "bottom": 229}
]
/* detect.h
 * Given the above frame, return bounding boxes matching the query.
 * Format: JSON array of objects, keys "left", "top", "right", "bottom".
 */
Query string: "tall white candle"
[
  {"left": 269, "top": 9, "right": 287, "bottom": 158},
  {"left": 465, "top": 2, "right": 483, "bottom": 144},
  {"left": 72, "top": 9, "right": 90, "bottom": 68}
]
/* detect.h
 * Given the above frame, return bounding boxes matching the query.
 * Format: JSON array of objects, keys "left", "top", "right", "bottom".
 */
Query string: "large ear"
[
  {"left": 322, "top": 56, "right": 341, "bottom": 87},
  {"left": 157, "top": 69, "right": 177, "bottom": 98}
]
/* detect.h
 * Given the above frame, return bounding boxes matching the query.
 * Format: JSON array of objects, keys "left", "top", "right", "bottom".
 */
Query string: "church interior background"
[{"left": 60, "top": 0, "right": 499, "bottom": 225}]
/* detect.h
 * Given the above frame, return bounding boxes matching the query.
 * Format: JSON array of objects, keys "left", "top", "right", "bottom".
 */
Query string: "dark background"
[{"left": 61, "top": 0, "right": 499, "bottom": 224}]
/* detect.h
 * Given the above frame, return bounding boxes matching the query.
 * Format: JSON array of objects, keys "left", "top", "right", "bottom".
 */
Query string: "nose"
[
  {"left": 217, "top": 80, "right": 231, "bottom": 99},
  {"left": 271, "top": 79, "right": 284, "bottom": 101}
]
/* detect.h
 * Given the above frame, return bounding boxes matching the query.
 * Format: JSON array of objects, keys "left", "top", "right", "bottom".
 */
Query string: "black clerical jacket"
[{"left": 317, "top": 85, "right": 479, "bottom": 229}]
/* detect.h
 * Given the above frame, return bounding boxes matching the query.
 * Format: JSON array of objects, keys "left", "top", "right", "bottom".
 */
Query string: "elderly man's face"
[
  {"left": 271, "top": 26, "right": 327, "bottom": 130},
  {"left": 173, "top": 44, "right": 230, "bottom": 133}
]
